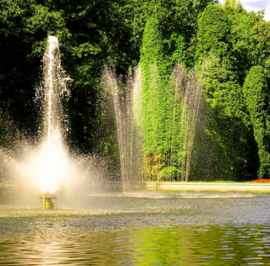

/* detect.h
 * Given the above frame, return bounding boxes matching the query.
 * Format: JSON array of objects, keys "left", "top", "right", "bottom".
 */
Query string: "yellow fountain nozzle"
[{"left": 40, "top": 192, "right": 56, "bottom": 210}]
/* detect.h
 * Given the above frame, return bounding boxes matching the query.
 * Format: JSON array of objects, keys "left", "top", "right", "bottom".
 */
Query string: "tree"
[
  {"left": 243, "top": 66, "right": 270, "bottom": 178},
  {"left": 195, "top": 4, "right": 258, "bottom": 180},
  {"left": 140, "top": 17, "right": 172, "bottom": 178},
  {"left": 0, "top": 0, "right": 66, "bottom": 134},
  {"left": 0, "top": 0, "right": 139, "bottom": 154},
  {"left": 223, "top": 0, "right": 264, "bottom": 85},
  {"left": 132, "top": 0, "right": 218, "bottom": 68},
  {"left": 252, "top": 21, "right": 270, "bottom": 71}
]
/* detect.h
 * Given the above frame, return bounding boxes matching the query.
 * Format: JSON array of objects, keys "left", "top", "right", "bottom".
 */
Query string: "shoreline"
[{"left": 145, "top": 182, "right": 270, "bottom": 193}]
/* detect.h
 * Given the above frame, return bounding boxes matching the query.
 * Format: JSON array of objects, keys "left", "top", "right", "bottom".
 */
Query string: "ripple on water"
[{"left": 0, "top": 195, "right": 270, "bottom": 265}]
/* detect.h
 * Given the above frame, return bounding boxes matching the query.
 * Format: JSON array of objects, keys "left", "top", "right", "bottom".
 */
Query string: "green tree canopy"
[{"left": 243, "top": 66, "right": 270, "bottom": 177}]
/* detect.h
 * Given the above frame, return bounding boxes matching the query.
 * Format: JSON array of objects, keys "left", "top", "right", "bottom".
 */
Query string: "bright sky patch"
[{"left": 220, "top": 0, "right": 270, "bottom": 21}]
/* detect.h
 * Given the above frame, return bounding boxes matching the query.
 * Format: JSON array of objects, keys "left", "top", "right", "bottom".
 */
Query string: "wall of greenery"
[{"left": 138, "top": 0, "right": 268, "bottom": 181}]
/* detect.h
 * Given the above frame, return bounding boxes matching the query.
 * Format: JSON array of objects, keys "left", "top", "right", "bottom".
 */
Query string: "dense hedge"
[
  {"left": 140, "top": 18, "right": 173, "bottom": 178},
  {"left": 243, "top": 66, "right": 270, "bottom": 177}
]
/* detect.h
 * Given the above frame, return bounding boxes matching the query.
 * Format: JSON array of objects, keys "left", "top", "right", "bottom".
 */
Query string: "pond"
[{"left": 1, "top": 193, "right": 270, "bottom": 265}]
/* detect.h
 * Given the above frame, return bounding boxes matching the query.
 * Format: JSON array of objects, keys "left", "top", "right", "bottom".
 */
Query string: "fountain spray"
[
  {"left": 0, "top": 36, "right": 106, "bottom": 208},
  {"left": 37, "top": 35, "right": 70, "bottom": 208}
]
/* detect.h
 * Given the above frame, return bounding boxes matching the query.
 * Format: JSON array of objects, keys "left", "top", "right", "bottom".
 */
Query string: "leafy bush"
[{"left": 157, "top": 166, "right": 179, "bottom": 181}]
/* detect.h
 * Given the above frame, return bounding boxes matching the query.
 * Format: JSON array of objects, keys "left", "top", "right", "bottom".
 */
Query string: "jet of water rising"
[
  {"left": 102, "top": 66, "right": 144, "bottom": 193},
  {"left": 47, "top": 36, "right": 57, "bottom": 145},
  {"left": 102, "top": 64, "right": 203, "bottom": 188},
  {"left": 29, "top": 35, "right": 71, "bottom": 193},
  {"left": 0, "top": 36, "right": 112, "bottom": 207},
  {"left": 43, "top": 36, "right": 70, "bottom": 146}
]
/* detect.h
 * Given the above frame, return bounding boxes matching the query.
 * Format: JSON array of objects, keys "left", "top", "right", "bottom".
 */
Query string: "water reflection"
[
  {"left": 1, "top": 194, "right": 270, "bottom": 265},
  {"left": 1, "top": 216, "right": 270, "bottom": 265}
]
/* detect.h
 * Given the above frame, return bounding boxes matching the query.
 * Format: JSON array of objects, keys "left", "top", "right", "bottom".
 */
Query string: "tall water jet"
[
  {"left": 0, "top": 36, "right": 116, "bottom": 208},
  {"left": 102, "top": 66, "right": 144, "bottom": 193},
  {"left": 31, "top": 35, "right": 71, "bottom": 195},
  {"left": 102, "top": 64, "right": 203, "bottom": 189},
  {"left": 0, "top": 36, "right": 75, "bottom": 207},
  {"left": 140, "top": 65, "right": 203, "bottom": 182},
  {"left": 44, "top": 36, "right": 67, "bottom": 146},
  {"left": 171, "top": 67, "right": 203, "bottom": 181}
]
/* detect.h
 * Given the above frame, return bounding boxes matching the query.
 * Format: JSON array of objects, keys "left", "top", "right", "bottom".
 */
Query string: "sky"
[{"left": 219, "top": 0, "right": 270, "bottom": 21}]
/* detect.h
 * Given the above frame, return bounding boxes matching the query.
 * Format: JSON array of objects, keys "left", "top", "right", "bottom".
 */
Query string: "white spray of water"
[
  {"left": 0, "top": 36, "right": 112, "bottom": 207},
  {"left": 25, "top": 36, "right": 72, "bottom": 193},
  {"left": 47, "top": 35, "right": 57, "bottom": 145},
  {"left": 102, "top": 66, "right": 144, "bottom": 192},
  {"left": 102, "top": 64, "right": 203, "bottom": 187},
  {"left": 0, "top": 36, "right": 74, "bottom": 195}
]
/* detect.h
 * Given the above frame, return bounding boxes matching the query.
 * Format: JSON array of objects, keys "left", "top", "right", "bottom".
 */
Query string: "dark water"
[{"left": 1, "top": 193, "right": 270, "bottom": 265}]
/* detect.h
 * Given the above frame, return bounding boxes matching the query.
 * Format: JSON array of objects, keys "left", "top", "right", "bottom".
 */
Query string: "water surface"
[{"left": 1, "top": 193, "right": 270, "bottom": 265}]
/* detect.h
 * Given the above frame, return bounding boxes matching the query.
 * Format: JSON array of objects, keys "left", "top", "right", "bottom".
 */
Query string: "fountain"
[
  {"left": 33, "top": 36, "right": 71, "bottom": 198},
  {"left": 102, "top": 66, "right": 144, "bottom": 193},
  {"left": 1, "top": 36, "right": 270, "bottom": 266},
  {"left": 0, "top": 36, "right": 108, "bottom": 208},
  {"left": 0, "top": 45, "right": 203, "bottom": 203},
  {"left": 24, "top": 36, "right": 72, "bottom": 206},
  {"left": 102, "top": 64, "right": 203, "bottom": 191}
]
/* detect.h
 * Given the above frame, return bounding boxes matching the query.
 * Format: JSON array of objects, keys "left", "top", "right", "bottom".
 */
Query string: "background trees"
[
  {"left": 0, "top": 0, "right": 138, "bottom": 152},
  {"left": 1, "top": 0, "right": 270, "bottom": 180},
  {"left": 243, "top": 66, "right": 270, "bottom": 178}
]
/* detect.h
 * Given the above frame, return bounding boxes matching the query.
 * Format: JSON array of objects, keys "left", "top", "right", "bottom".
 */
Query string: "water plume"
[
  {"left": 102, "top": 66, "right": 144, "bottom": 192},
  {"left": 102, "top": 64, "right": 203, "bottom": 187},
  {"left": 0, "top": 36, "right": 110, "bottom": 206},
  {"left": 171, "top": 67, "right": 203, "bottom": 181},
  {"left": 21, "top": 36, "right": 71, "bottom": 194}
]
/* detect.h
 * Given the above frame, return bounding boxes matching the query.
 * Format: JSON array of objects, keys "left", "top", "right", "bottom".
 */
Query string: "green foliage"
[
  {"left": 191, "top": 101, "right": 259, "bottom": 181},
  {"left": 196, "top": 5, "right": 230, "bottom": 60},
  {"left": 169, "top": 34, "right": 186, "bottom": 66},
  {"left": 1, "top": 0, "right": 270, "bottom": 181},
  {"left": 194, "top": 3, "right": 260, "bottom": 181},
  {"left": 253, "top": 22, "right": 270, "bottom": 48},
  {"left": 243, "top": 66, "right": 270, "bottom": 177},
  {"left": 132, "top": 0, "right": 268, "bottom": 181},
  {"left": 139, "top": 18, "right": 205, "bottom": 181},
  {"left": 157, "top": 166, "right": 179, "bottom": 181},
  {"left": 224, "top": 0, "right": 264, "bottom": 85},
  {"left": 196, "top": 5, "right": 239, "bottom": 114},
  {"left": 140, "top": 17, "right": 172, "bottom": 178},
  {"left": 198, "top": 54, "right": 243, "bottom": 115},
  {"left": 0, "top": 0, "right": 139, "bottom": 153},
  {"left": 132, "top": 0, "right": 218, "bottom": 68},
  {"left": 140, "top": 20, "right": 203, "bottom": 180},
  {"left": 140, "top": 18, "right": 165, "bottom": 67},
  {"left": 252, "top": 21, "right": 270, "bottom": 71},
  {"left": 224, "top": 0, "right": 244, "bottom": 10}
]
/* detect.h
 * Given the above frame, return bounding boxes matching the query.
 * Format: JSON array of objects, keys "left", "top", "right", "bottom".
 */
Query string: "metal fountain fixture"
[{"left": 40, "top": 191, "right": 56, "bottom": 210}]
